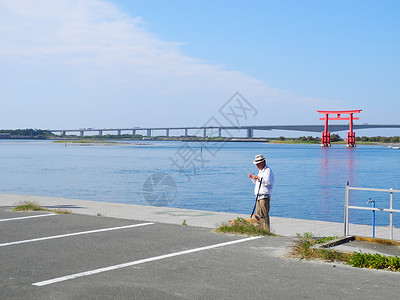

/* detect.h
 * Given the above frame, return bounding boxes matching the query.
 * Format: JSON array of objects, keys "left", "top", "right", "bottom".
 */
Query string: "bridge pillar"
[
  {"left": 247, "top": 129, "right": 253, "bottom": 138},
  {"left": 61, "top": 131, "right": 66, "bottom": 136},
  {"left": 166, "top": 129, "right": 169, "bottom": 137},
  {"left": 132, "top": 129, "right": 136, "bottom": 136},
  {"left": 117, "top": 130, "right": 121, "bottom": 136},
  {"left": 98, "top": 130, "right": 102, "bottom": 136},
  {"left": 147, "top": 129, "right": 151, "bottom": 137},
  {"left": 218, "top": 128, "right": 222, "bottom": 137},
  {"left": 80, "top": 131, "right": 84, "bottom": 137},
  {"left": 185, "top": 128, "right": 188, "bottom": 136},
  {"left": 203, "top": 128, "right": 207, "bottom": 138}
]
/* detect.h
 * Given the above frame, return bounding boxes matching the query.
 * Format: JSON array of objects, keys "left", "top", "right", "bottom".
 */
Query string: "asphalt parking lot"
[{"left": 1, "top": 207, "right": 400, "bottom": 299}]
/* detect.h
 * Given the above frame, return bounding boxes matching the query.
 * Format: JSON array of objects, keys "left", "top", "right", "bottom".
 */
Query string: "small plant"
[
  {"left": 215, "top": 217, "right": 276, "bottom": 236},
  {"left": 13, "top": 201, "right": 71, "bottom": 214},
  {"left": 182, "top": 219, "right": 187, "bottom": 226},
  {"left": 315, "top": 236, "right": 338, "bottom": 244},
  {"left": 13, "top": 201, "right": 43, "bottom": 211},
  {"left": 290, "top": 233, "right": 346, "bottom": 261},
  {"left": 49, "top": 208, "right": 71, "bottom": 214}
]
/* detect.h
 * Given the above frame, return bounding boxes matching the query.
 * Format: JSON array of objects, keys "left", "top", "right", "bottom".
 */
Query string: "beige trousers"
[{"left": 256, "top": 196, "right": 270, "bottom": 232}]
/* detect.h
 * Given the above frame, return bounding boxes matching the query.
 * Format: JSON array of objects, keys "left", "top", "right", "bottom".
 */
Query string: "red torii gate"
[{"left": 317, "top": 110, "right": 362, "bottom": 147}]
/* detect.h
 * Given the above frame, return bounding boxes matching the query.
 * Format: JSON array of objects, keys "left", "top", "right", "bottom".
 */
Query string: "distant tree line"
[
  {"left": 0, "top": 129, "right": 54, "bottom": 139},
  {"left": 293, "top": 134, "right": 342, "bottom": 142},
  {"left": 356, "top": 136, "right": 400, "bottom": 143}
]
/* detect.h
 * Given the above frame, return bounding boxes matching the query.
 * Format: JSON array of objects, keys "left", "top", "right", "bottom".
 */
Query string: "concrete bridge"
[{"left": 49, "top": 124, "right": 400, "bottom": 138}]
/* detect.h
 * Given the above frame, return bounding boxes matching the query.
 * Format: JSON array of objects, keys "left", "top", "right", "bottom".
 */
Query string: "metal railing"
[{"left": 344, "top": 181, "right": 400, "bottom": 239}]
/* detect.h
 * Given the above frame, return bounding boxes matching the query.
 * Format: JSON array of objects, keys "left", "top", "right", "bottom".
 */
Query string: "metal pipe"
[
  {"left": 344, "top": 181, "right": 350, "bottom": 236},
  {"left": 390, "top": 188, "right": 394, "bottom": 240},
  {"left": 367, "top": 198, "right": 375, "bottom": 238},
  {"left": 348, "top": 186, "right": 400, "bottom": 193},
  {"left": 347, "top": 206, "right": 400, "bottom": 213}
]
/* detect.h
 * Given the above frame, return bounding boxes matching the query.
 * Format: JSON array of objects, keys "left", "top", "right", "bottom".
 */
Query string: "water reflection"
[{"left": 318, "top": 146, "right": 356, "bottom": 222}]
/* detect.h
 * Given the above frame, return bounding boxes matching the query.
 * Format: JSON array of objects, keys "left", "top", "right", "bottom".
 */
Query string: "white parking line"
[
  {"left": 0, "top": 213, "right": 56, "bottom": 222},
  {"left": 0, "top": 222, "right": 154, "bottom": 247},
  {"left": 32, "top": 236, "right": 262, "bottom": 287}
]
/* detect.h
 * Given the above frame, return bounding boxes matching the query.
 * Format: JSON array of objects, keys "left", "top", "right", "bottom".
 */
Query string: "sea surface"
[{"left": 1, "top": 140, "right": 400, "bottom": 227}]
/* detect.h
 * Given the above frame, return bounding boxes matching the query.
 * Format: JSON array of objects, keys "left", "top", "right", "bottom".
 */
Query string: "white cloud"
[{"left": 0, "top": 0, "right": 336, "bottom": 129}]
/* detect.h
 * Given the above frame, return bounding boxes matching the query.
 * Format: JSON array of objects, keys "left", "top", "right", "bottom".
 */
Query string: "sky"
[{"left": 0, "top": 0, "right": 399, "bottom": 137}]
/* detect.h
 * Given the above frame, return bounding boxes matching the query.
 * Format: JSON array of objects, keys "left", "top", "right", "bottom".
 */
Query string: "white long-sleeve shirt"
[{"left": 253, "top": 165, "right": 274, "bottom": 199}]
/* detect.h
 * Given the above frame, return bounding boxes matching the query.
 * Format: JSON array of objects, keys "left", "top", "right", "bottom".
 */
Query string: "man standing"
[{"left": 248, "top": 154, "right": 274, "bottom": 232}]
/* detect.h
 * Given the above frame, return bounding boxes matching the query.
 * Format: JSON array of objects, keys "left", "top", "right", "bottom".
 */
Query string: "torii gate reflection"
[{"left": 317, "top": 110, "right": 362, "bottom": 147}]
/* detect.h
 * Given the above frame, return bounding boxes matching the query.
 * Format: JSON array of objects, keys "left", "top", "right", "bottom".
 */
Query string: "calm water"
[{"left": 1, "top": 140, "right": 399, "bottom": 226}]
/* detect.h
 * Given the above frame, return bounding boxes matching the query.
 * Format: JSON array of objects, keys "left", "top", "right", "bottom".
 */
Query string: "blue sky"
[{"left": 1, "top": 0, "right": 399, "bottom": 137}]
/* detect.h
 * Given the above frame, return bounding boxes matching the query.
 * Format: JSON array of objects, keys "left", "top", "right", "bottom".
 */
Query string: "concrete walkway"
[{"left": 2, "top": 193, "right": 399, "bottom": 241}]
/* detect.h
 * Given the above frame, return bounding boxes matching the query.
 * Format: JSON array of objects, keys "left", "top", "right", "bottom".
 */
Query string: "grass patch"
[
  {"left": 13, "top": 201, "right": 71, "bottom": 214},
  {"left": 348, "top": 252, "right": 400, "bottom": 271},
  {"left": 290, "top": 233, "right": 347, "bottom": 262},
  {"left": 290, "top": 233, "right": 400, "bottom": 272},
  {"left": 215, "top": 217, "right": 276, "bottom": 236}
]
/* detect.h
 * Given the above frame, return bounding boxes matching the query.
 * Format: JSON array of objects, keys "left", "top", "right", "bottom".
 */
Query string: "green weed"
[
  {"left": 13, "top": 201, "right": 43, "bottom": 211},
  {"left": 13, "top": 201, "right": 71, "bottom": 214},
  {"left": 291, "top": 233, "right": 349, "bottom": 262},
  {"left": 215, "top": 217, "right": 276, "bottom": 236},
  {"left": 348, "top": 252, "right": 400, "bottom": 271}
]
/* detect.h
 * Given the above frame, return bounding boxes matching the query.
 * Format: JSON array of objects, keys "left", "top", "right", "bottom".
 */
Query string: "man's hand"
[{"left": 248, "top": 173, "right": 260, "bottom": 180}]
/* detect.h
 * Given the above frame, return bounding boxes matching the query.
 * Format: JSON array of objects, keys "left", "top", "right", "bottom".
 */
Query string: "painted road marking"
[
  {"left": 32, "top": 236, "right": 262, "bottom": 287},
  {"left": 0, "top": 213, "right": 56, "bottom": 222},
  {"left": 0, "top": 223, "right": 154, "bottom": 247}
]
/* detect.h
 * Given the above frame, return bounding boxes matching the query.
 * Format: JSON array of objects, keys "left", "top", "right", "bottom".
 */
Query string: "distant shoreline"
[{"left": 2, "top": 136, "right": 399, "bottom": 147}]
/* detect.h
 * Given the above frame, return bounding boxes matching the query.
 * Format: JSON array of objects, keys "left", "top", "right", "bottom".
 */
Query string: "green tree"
[
  {"left": 298, "top": 136, "right": 307, "bottom": 142},
  {"left": 330, "top": 134, "right": 342, "bottom": 142},
  {"left": 307, "top": 136, "right": 315, "bottom": 141}
]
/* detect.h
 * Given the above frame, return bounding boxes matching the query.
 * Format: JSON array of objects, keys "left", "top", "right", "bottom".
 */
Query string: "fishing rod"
[{"left": 250, "top": 177, "right": 262, "bottom": 218}]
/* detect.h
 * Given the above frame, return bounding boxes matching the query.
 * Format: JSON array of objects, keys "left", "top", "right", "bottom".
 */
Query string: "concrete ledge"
[
  {"left": 317, "top": 236, "right": 356, "bottom": 249},
  {"left": 2, "top": 193, "right": 400, "bottom": 240}
]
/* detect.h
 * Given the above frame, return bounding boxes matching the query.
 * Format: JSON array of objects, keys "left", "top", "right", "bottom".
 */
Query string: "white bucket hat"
[{"left": 253, "top": 154, "right": 266, "bottom": 165}]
